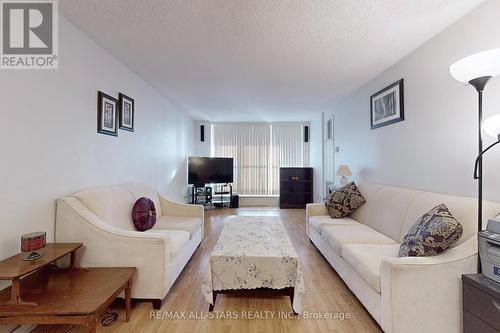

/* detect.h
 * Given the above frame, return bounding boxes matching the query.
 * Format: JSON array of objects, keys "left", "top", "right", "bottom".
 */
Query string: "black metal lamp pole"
[{"left": 468, "top": 75, "right": 492, "bottom": 273}]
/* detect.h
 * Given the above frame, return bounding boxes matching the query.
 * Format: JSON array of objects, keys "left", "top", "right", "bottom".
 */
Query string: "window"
[{"left": 211, "top": 123, "right": 309, "bottom": 195}]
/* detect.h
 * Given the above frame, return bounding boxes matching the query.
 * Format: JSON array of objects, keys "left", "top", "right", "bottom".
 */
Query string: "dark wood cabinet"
[
  {"left": 279, "top": 167, "right": 313, "bottom": 209},
  {"left": 462, "top": 274, "right": 500, "bottom": 333}
]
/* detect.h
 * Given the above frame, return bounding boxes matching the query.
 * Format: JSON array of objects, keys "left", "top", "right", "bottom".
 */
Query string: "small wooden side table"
[
  {"left": 0, "top": 243, "right": 83, "bottom": 306},
  {"left": 0, "top": 243, "right": 136, "bottom": 332}
]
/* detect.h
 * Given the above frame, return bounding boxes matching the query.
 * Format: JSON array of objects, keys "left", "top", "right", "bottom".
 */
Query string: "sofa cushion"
[
  {"left": 360, "top": 186, "right": 419, "bottom": 243},
  {"left": 132, "top": 197, "right": 157, "bottom": 231},
  {"left": 342, "top": 243, "right": 400, "bottom": 293},
  {"left": 309, "top": 216, "right": 359, "bottom": 234},
  {"left": 153, "top": 216, "right": 202, "bottom": 238},
  {"left": 145, "top": 229, "right": 190, "bottom": 259},
  {"left": 349, "top": 183, "right": 383, "bottom": 223},
  {"left": 324, "top": 182, "right": 366, "bottom": 218},
  {"left": 399, "top": 204, "right": 463, "bottom": 257},
  {"left": 320, "top": 224, "right": 396, "bottom": 257},
  {"left": 72, "top": 186, "right": 135, "bottom": 230}
]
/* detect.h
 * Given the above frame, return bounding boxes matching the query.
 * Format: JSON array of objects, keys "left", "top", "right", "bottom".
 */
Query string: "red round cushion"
[{"left": 132, "top": 197, "right": 156, "bottom": 231}]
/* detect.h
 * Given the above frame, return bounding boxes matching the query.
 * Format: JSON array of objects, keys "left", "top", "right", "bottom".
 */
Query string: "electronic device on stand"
[
  {"left": 479, "top": 214, "right": 500, "bottom": 284},
  {"left": 188, "top": 157, "right": 234, "bottom": 208}
]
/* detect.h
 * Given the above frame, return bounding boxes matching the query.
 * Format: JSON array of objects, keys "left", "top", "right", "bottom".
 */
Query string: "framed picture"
[
  {"left": 97, "top": 91, "right": 118, "bottom": 136},
  {"left": 370, "top": 79, "right": 404, "bottom": 129},
  {"left": 119, "top": 93, "right": 134, "bottom": 132}
]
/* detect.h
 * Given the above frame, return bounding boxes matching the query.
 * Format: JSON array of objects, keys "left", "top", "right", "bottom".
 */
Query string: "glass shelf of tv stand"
[{"left": 191, "top": 183, "right": 232, "bottom": 206}]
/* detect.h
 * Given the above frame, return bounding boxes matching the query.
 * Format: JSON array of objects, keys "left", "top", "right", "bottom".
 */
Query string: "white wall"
[
  {"left": 333, "top": 0, "right": 500, "bottom": 203},
  {"left": 0, "top": 15, "right": 194, "bottom": 266},
  {"left": 193, "top": 121, "right": 211, "bottom": 157}
]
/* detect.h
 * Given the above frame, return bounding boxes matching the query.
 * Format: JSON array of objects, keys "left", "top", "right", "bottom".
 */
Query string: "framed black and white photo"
[
  {"left": 119, "top": 93, "right": 134, "bottom": 132},
  {"left": 370, "top": 79, "right": 404, "bottom": 129},
  {"left": 97, "top": 91, "right": 118, "bottom": 136}
]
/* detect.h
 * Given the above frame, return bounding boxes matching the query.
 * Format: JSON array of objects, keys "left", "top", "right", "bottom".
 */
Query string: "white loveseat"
[
  {"left": 56, "top": 183, "right": 203, "bottom": 309},
  {"left": 306, "top": 183, "right": 500, "bottom": 333}
]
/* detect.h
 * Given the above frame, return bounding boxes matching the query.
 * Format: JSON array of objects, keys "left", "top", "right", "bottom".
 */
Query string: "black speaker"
[
  {"left": 200, "top": 125, "right": 205, "bottom": 142},
  {"left": 304, "top": 125, "right": 309, "bottom": 143},
  {"left": 230, "top": 194, "right": 239, "bottom": 208}
]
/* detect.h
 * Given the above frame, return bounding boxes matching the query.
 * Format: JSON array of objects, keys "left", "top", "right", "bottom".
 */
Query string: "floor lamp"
[
  {"left": 449, "top": 48, "right": 500, "bottom": 272},
  {"left": 475, "top": 114, "right": 500, "bottom": 180}
]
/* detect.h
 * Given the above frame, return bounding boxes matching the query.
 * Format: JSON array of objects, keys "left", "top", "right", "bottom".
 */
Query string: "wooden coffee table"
[{"left": 0, "top": 243, "right": 136, "bottom": 332}]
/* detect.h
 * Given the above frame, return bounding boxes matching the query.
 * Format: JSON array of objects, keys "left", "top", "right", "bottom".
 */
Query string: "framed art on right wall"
[{"left": 370, "top": 78, "right": 404, "bottom": 129}]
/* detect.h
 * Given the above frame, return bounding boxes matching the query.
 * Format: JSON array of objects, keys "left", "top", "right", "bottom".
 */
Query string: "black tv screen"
[{"left": 188, "top": 157, "right": 234, "bottom": 185}]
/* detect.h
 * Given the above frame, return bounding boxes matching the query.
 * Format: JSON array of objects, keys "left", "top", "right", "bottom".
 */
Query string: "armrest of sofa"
[
  {"left": 159, "top": 195, "right": 204, "bottom": 238},
  {"left": 305, "top": 203, "right": 328, "bottom": 236},
  {"left": 56, "top": 197, "right": 171, "bottom": 298},
  {"left": 380, "top": 236, "right": 478, "bottom": 333},
  {"left": 159, "top": 195, "right": 204, "bottom": 218}
]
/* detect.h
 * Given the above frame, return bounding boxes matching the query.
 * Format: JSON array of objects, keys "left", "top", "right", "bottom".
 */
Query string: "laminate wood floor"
[{"left": 33, "top": 208, "right": 382, "bottom": 333}]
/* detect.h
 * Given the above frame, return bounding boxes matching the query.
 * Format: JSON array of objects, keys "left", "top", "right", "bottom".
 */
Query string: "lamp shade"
[
  {"left": 483, "top": 114, "right": 500, "bottom": 139},
  {"left": 449, "top": 48, "right": 500, "bottom": 83},
  {"left": 336, "top": 165, "right": 352, "bottom": 177}
]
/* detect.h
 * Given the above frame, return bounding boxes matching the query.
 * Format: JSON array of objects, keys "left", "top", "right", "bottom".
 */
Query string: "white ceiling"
[{"left": 60, "top": 0, "right": 484, "bottom": 122}]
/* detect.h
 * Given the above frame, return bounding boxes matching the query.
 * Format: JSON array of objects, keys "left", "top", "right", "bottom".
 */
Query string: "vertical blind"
[{"left": 211, "top": 123, "right": 308, "bottom": 195}]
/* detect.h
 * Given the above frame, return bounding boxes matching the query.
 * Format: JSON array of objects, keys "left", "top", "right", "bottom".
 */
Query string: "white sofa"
[
  {"left": 306, "top": 183, "right": 500, "bottom": 333},
  {"left": 55, "top": 183, "right": 203, "bottom": 309}
]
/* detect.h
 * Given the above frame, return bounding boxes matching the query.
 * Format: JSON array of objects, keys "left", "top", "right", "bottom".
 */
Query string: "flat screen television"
[{"left": 188, "top": 157, "right": 234, "bottom": 185}]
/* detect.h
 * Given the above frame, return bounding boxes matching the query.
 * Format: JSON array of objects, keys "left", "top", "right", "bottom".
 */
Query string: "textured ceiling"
[{"left": 60, "top": 0, "right": 484, "bottom": 121}]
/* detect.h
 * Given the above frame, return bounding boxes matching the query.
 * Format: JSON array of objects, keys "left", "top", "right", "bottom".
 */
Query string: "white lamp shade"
[
  {"left": 483, "top": 114, "right": 500, "bottom": 139},
  {"left": 449, "top": 48, "right": 500, "bottom": 83},
  {"left": 336, "top": 165, "right": 352, "bottom": 177}
]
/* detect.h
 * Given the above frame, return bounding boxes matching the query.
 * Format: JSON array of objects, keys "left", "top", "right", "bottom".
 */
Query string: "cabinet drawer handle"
[{"left": 493, "top": 300, "right": 500, "bottom": 312}]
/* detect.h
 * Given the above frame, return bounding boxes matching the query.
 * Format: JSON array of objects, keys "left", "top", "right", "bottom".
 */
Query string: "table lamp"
[
  {"left": 337, "top": 165, "right": 352, "bottom": 186},
  {"left": 21, "top": 231, "right": 46, "bottom": 261}
]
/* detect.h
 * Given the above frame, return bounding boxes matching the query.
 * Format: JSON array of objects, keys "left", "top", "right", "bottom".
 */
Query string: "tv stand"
[
  {"left": 191, "top": 185, "right": 212, "bottom": 206},
  {"left": 191, "top": 184, "right": 233, "bottom": 208}
]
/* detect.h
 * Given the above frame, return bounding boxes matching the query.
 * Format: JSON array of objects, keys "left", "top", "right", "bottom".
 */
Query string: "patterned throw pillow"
[
  {"left": 324, "top": 182, "right": 366, "bottom": 219},
  {"left": 398, "top": 204, "right": 463, "bottom": 257}
]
